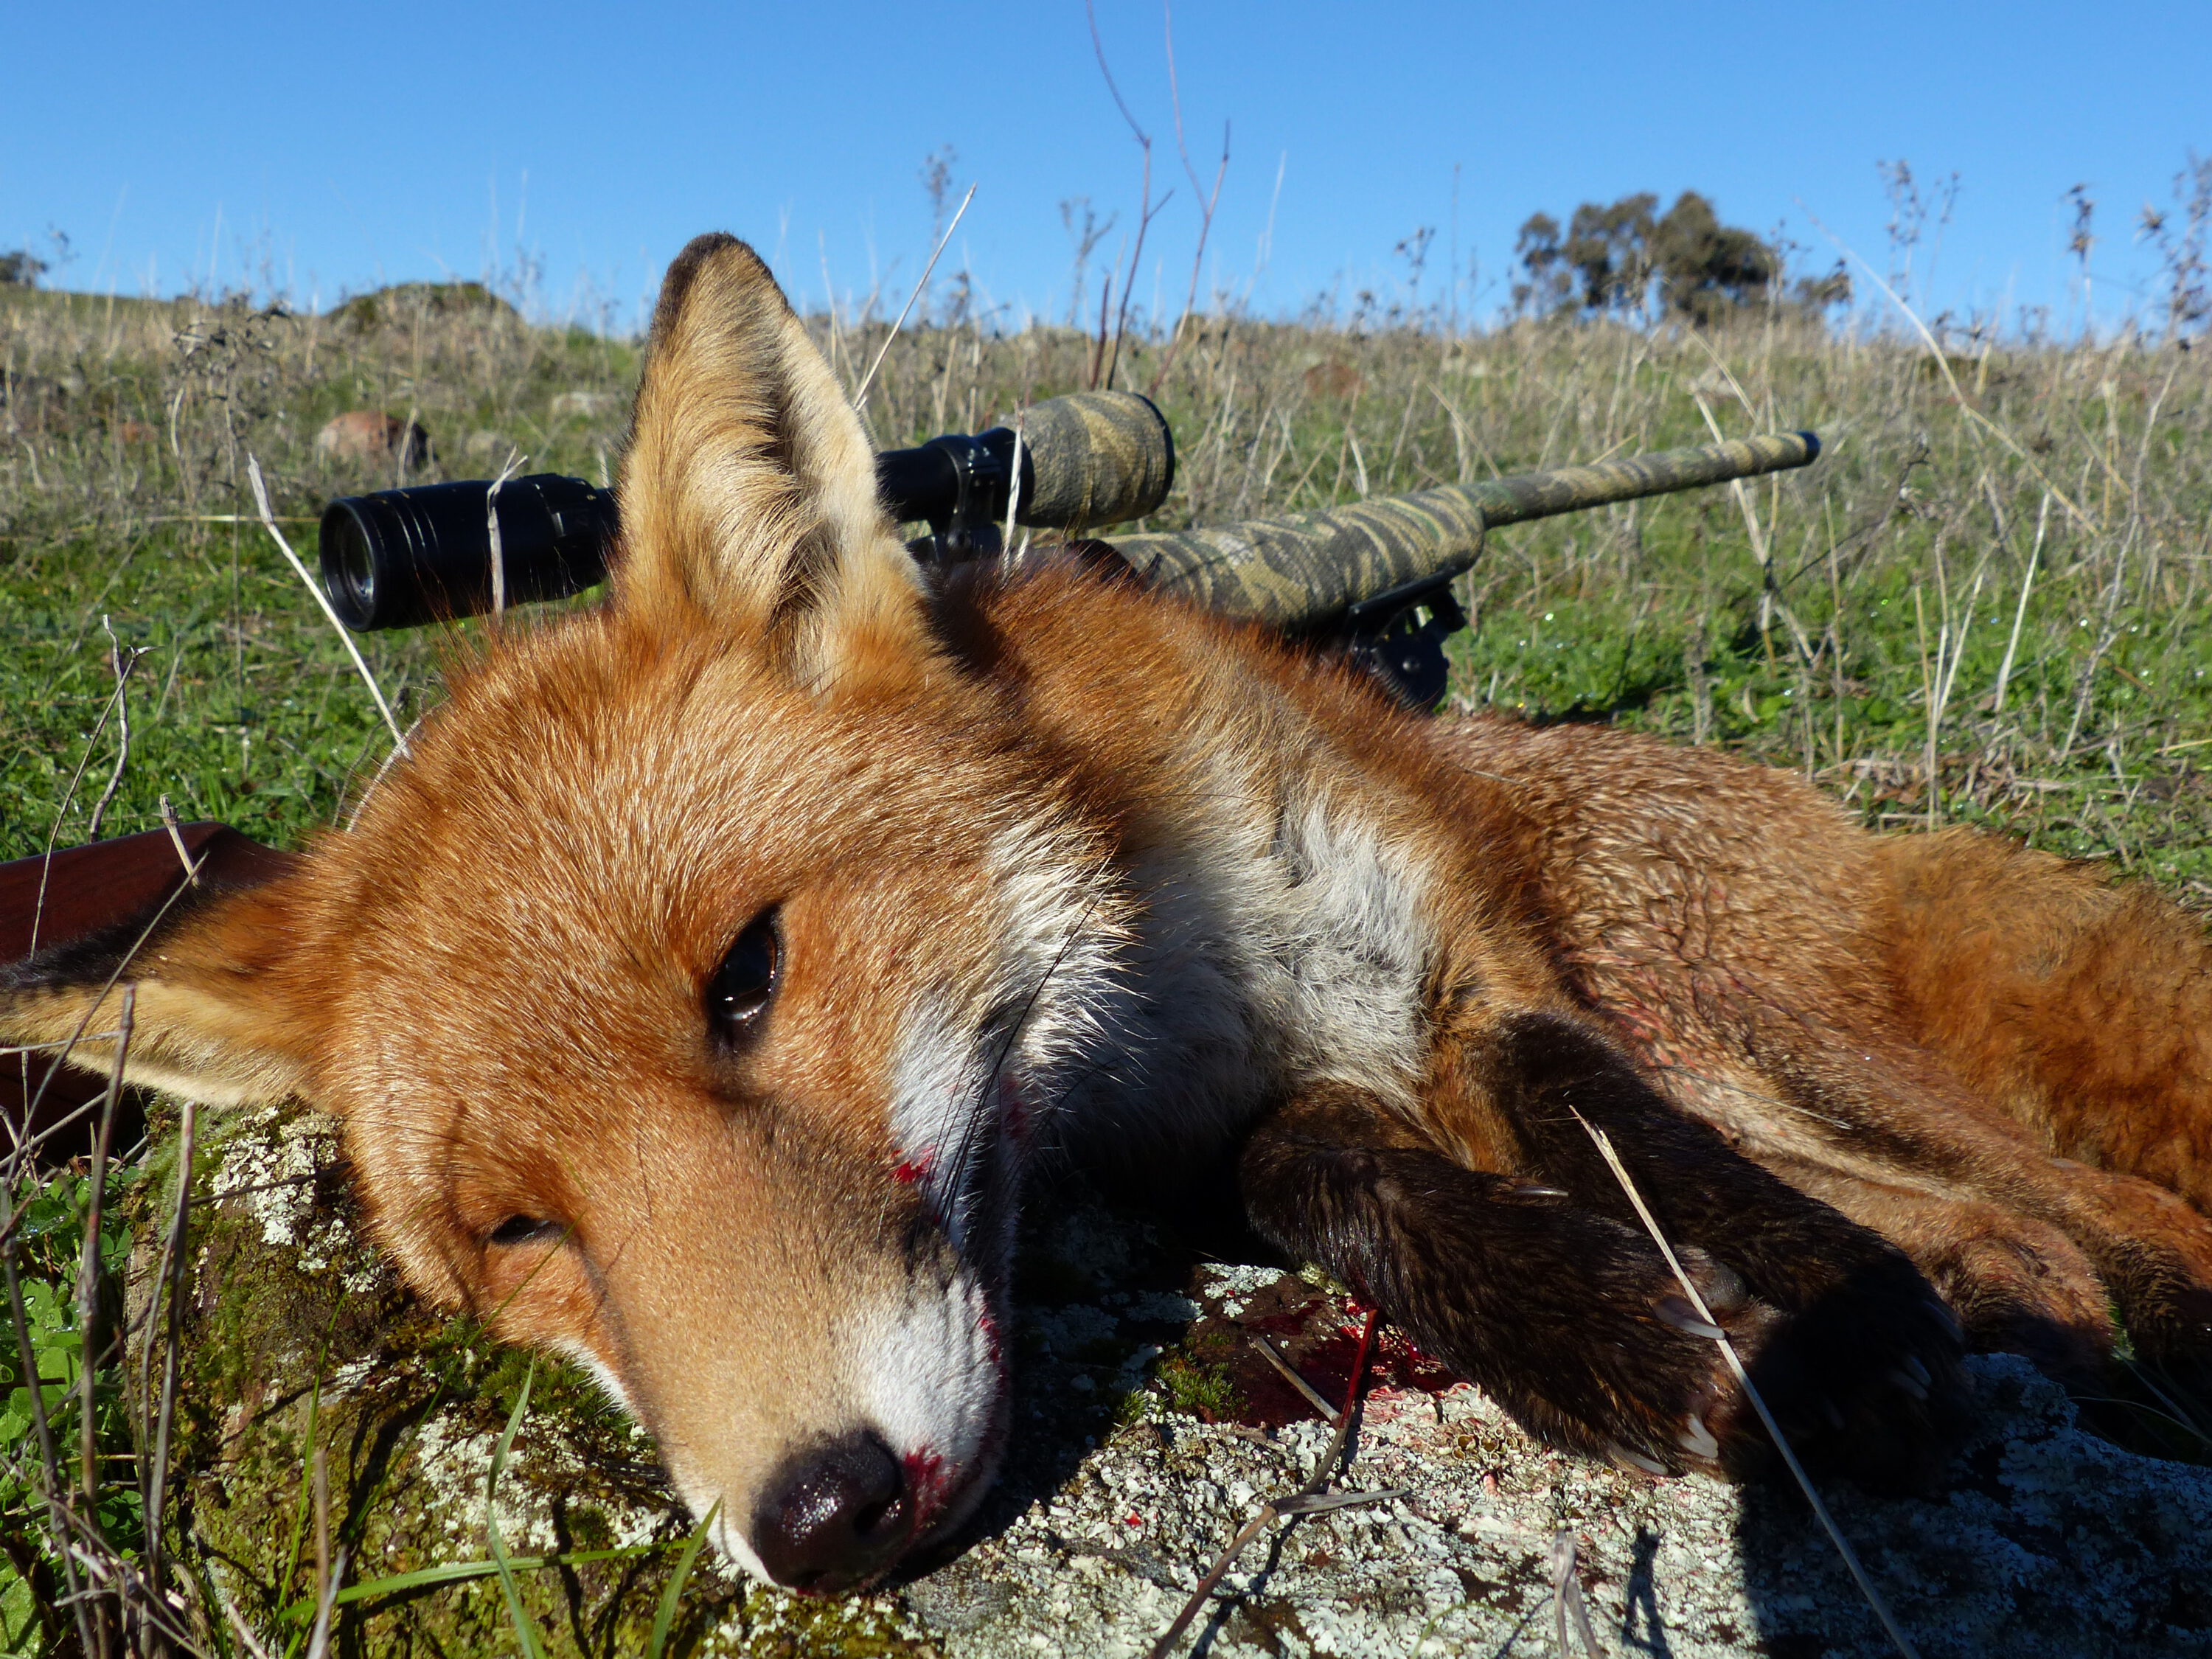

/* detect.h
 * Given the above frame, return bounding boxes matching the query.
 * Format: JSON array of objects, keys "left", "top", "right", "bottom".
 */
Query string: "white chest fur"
[{"left": 1062, "top": 771, "right": 1437, "bottom": 1167}]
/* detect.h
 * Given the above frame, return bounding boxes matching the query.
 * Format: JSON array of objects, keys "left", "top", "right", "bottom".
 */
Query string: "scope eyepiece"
[{"left": 319, "top": 474, "right": 617, "bottom": 632}]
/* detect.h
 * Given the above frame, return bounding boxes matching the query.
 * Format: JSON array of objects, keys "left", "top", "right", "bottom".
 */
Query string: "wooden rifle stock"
[{"left": 1, "top": 825, "right": 295, "bottom": 1162}]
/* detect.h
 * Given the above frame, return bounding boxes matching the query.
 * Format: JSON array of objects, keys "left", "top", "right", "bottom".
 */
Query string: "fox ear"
[
  {"left": 616, "top": 232, "right": 929, "bottom": 685},
  {"left": 1, "top": 877, "right": 324, "bottom": 1110}
]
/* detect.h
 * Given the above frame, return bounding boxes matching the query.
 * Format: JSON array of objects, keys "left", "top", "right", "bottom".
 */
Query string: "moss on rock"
[{"left": 149, "top": 1105, "right": 932, "bottom": 1656}]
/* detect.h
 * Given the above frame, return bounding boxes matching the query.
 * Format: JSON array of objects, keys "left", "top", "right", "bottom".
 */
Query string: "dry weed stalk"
[
  {"left": 84, "top": 617, "right": 145, "bottom": 841},
  {"left": 1549, "top": 1528, "right": 1602, "bottom": 1657},
  {"left": 1147, "top": 1309, "right": 1411, "bottom": 1659},
  {"left": 245, "top": 452, "right": 408, "bottom": 754},
  {"left": 1572, "top": 1111, "right": 1921, "bottom": 1659},
  {"left": 853, "top": 184, "right": 975, "bottom": 415}
]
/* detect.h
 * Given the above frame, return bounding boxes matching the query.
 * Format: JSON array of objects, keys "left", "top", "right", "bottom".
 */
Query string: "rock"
[
  {"left": 463, "top": 428, "right": 515, "bottom": 462},
  {"left": 315, "top": 410, "right": 431, "bottom": 468},
  {"left": 550, "top": 389, "right": 616, "bottom": 420},
  {"left": 1301, "top": 361, "right": 1364, "bottom": 403},
  {"left": 329, "top": 282, "right": 518, "bottom": 333},
  {"left": 145, "top": 1104, "right": 2212, "bottom": 1657}
]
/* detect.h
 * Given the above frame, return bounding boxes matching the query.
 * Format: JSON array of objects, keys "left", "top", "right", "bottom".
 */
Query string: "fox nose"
[{"left": 751, "top": 1432, "right": 909, "bottom": 1593}]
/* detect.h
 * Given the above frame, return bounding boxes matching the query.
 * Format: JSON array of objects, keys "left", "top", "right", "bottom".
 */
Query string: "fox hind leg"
[
  {"left": 1753, "top": 1154, "right": 2116, "bottom": 1386},
  {"left": 1879, "top": 828, "right": 2212, "bottom": 1210},
  {"left": 1866, "top": 831, "right": 2212, "bottom": 1388}
]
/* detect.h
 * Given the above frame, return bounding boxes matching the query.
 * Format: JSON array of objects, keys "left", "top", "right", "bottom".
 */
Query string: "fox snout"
[
  {"left": 669, "top": 1281, "right": 1009, "bottom": 1592},
  {"left": 709, "top": 1272, "right": 1009, "bottom": 1590},
  {"left": 750, "top": 1432, "right": 914, "bottom": 1593},
  {"left": 451, "top": 1102, "right": 1015, "bottom": 1591}
]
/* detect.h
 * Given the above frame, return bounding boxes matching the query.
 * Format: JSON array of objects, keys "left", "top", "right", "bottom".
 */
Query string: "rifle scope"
[{"left": 317, "top": 389, "right": 1175, "bottom": 632}]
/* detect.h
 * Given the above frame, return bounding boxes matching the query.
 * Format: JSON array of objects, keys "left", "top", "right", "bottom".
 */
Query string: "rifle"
[{"left": 3, "top": 393, "right": 1819, "bottom": 1158}]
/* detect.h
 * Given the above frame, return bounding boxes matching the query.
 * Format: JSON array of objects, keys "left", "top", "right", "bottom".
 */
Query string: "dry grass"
[{"left": 10, "top": 282, "right": 2208, "bottom": 872}]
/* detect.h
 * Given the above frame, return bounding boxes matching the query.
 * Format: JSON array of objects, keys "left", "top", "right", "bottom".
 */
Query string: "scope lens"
[{"left": 319, "top": 501, "right": 380, "bottom": 629}]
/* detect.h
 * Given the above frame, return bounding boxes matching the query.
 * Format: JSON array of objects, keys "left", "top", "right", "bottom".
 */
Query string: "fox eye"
[
  {"left": 707, "top": 913, "right": 780, "bottom": 1038},
  {"left": 487, "top": 1215, "right": 563, "bottom": 1248}
]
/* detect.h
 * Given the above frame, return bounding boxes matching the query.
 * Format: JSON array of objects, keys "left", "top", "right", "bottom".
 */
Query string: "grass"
[{"left": 2, "top": 270, "right": 2209, "bottom": 1653}]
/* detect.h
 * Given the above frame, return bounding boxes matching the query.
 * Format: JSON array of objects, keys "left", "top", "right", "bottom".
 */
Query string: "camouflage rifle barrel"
[{"left": 1105, "top": 430, "right": 1820, "bottom": 631}]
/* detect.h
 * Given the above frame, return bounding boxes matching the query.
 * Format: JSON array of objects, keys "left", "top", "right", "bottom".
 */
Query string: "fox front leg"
[
  {"left": 1236, "top": 1085, "right": 1761, "bottom": 1477},
  {"left": 1240, "top": 1057, "right": 1966, "bottom": 1489},
  {"left": 1441, "top": 1009, "right": 1969, "bottom": 1484}
]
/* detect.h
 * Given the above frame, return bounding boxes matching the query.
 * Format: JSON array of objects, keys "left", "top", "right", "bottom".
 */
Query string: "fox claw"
[
  {"left": 1607, "top": 1441, "right": 1668, "bottom": 1476},
  {"left": 1677, "top": 1413, "right": 1719, "bottom": 1462},
  {"left": 1655, "top": 1296, "right": 1727, "bottom": 1341}
]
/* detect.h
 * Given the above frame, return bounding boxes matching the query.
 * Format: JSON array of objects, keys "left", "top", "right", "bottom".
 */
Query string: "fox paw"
[
  {"left": 1699, "top": 1252, "right": 1968, "bottom": 1492},
  {"left": 1441, "top": 1231, "right": 1966, "bottom": 1493},
  {"left": 1458, "top": 1239, "right": 1776, "bottom": 1480}
]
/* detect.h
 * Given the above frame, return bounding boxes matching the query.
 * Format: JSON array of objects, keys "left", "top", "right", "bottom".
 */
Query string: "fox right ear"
[
  {"left": 1, "top": 877, "right": 325, "bottom": 1110},
  {"left": 616, "top": 233, "right": 931, "bottom": 689}
]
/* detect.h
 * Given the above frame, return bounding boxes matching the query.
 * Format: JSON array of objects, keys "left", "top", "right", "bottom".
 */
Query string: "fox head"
[{"left": 1, "top": 234, "right": 1135, "bottom": 1592}]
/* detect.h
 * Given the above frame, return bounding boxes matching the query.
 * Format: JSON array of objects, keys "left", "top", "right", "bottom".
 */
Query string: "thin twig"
[
  {"left": 486, "top": 447, "right": 528, "bottom": 622},
  {"left": 24, "top": 664, "right": 135, "bottom": 962},
  {"left": 245, "top": 453, "right": 409, "bottom": 755},
  {"left": 1146, "top": 0, "right": 1230, "bottom": 397},
  {"left": 1149, "top": 1310, "right": 1384, "bottom": 1658},
  {"left": 84, "top": 616, "right": 144, "bottom": 841},
  {"left": 2, "top": 1248, "right": 96, "bottom": 1657},
  {"left": 15, "top": 849, "right": 209, "bottom": 1157},
  {"left": 305, "top": 1545, "right": 350, "bottom": 1659},
  {"left": 215, "top": 1579, "right": 277, "bottom": 1659},
  {"left": 158, "top": 794, "right": 198, "bottom": 885},
  {"left": 852, "top": 184, "right": 976, "bottom": 414},
  {"left": 0, "top": 1032, "right": 131, "bottom": 1057},
  {"left": 143, "top": 1097, "right": 196, "bottom": 1607},
  {"left": 79, "top": 987, "right": 132, "bottom": 1527},
  {"left": 1571, "top": 1112, "right": 1921, "bottom": 1659},
  {"left": 1550, "top": 1529, "right": 1601, "bottom": 1657},
  {"left": 303, "top": 1447, "right": 345, "bottom": 1659},
  {"left": 1250, "top": 1334, "right": 1337, "bottom": 1418},
  {"left": 1993, "top": 493, "right": 2051, "bottom": 715},
  {"left": 1000, "top": 411, "right": 1027, "bottom": 565},
  {"left": 1085, "top": 0, "right": 1171, "bottom": 390}
]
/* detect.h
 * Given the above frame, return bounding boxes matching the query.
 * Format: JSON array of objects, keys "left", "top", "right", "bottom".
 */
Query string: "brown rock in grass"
[
  {"left": 315, "top": 409, "right": 431, "bottom": 467},
  {"left": 1302, "top": 360, "right": 1364, "bottom": 402}
]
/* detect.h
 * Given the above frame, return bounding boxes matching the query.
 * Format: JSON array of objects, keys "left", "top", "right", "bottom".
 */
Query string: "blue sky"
[{"left": 7, "top": 1, "right": 2205, "bottom": 336}]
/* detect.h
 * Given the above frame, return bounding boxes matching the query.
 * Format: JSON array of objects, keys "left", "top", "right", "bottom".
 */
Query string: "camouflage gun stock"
[{"left": 1103, "top": 430, "right": 1820, "bottom": 706}]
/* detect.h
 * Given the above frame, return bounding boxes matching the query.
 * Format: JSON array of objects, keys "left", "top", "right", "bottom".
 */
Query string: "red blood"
[
  {"left": 893, "top": 1147, "right": 937, "bottom": 1186},
  {"left": 978, "top": 1307, "right": 1003, "bottom": 1368},
  {"left": 998, "top": 1074, "right": 1032, "bottom": 1142},
  {"left": 903, "top": 1449, "right": 951, "bottom": 1527}
]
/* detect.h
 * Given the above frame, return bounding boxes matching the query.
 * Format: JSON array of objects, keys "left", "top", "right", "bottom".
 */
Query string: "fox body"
[{"left": 9, "top": 235, "right": 2212, "bottom": 1593}]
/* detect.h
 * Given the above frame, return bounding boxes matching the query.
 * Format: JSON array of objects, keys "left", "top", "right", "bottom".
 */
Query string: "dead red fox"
[{"left": 8, "top": 234, "right": 2212, "bottom": 1594}]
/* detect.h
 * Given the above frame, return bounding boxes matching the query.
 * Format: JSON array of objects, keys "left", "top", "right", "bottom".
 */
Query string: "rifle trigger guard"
[{"left": 1335, "top": 568, "right": 1470, "bottom": 711}]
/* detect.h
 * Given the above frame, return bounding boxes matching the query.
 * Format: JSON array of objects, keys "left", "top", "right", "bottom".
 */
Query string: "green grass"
[{"left": 3, "top": 275, "right": 2209, "bottom": 1652}]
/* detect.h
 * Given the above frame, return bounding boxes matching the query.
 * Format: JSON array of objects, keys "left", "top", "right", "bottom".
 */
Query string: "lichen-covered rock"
[
  {"left": 156, "top": 1104, "right": 925, "bottom": 1656},
  {"left": 155, "top": 1105, "right": 2212, "bottom": 1657}
]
